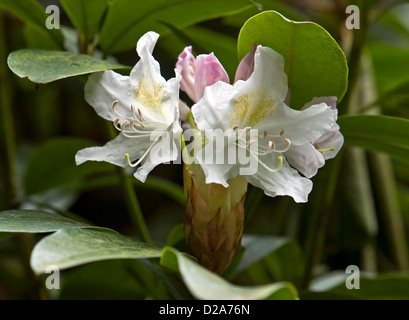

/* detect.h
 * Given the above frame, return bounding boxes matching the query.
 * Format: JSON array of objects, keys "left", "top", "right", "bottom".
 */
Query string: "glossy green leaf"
[
  {"left": 0, "top": 0, "right": 63, "bottom": 48},
  {"left": 338, "top": 115, "right": 409, "bottom": 163},
  {"left": 24, "top": 137, "right": 112, "bottom": 195},
  {"left": 60, "top": 0, "right": 109, "bottom": 41},
  {"left": 31, "top": 227, "right": 163, "bottom": 274},
  {"left": 7, "top": 49, "right": 129, "bottom": 84},
  {"left": 308, "top": 271, "right": 409, "bottom": 300},
  {"left": 161, "top": 247, "right": 299, "bottom": 300},
  {"left": 0, "top": 210, "right": 89, "bottom": 233},
  {"left": 238, "top": 11, "right": 348, "bottom": 108},
  {"left": 99, "top": 0, "right": 252, "bottom": 54}
]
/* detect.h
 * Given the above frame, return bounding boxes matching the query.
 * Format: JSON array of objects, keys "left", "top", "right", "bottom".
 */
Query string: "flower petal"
[
  {"left": 84, "top": 70, "right": 132, "bottom": 122},
  {"left": 75, "top": 133, "right": 146, "bottom": 168},
  {"left": 315, "top": 123, "right": 344, "bottom": 160},
  {"left": 133, "top": 126, "right": 182, "bottom": 182},
  {"left": 129, "top": 31, "right": 175, "bottom": 124},
  {"left": 284, "top": 143, "right": 325, "bottom": 178},
  {"left": 192, "top": 80, "right": 238, "bottom": 132},
  {"left": 301, "top": 96, "right": 344, "bottom": 159},
  {"left": 176, "top": 46, "right": 197, "bottom": 102},
  {"left": 194, "top": 53, "right": 229, "bottom": 101},
  {"left": 244, "top": 154, "right": 313, "bottom": 203}
]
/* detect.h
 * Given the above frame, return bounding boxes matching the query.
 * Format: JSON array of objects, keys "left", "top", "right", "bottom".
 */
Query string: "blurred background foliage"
[{"left": 0, "top": 0, "right": 409, "bottom": 300}]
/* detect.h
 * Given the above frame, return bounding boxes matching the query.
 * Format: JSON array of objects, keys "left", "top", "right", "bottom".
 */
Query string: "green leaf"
[
  {"left": 161, "top": 247, "right": 299, "bottom": 300},
  {"left": 0, "top": 0, "right": 63, "bottom": 48},
  {"left": 7, "top": 49, "right": 129, "bottom": 84},
  {"left": 139, "top": 259, "right": 192, "bottom": 300},
  {"left": 166, "top": 223, "right": 185, "bottom": 247},
  {"left": 24, "top": 137, "right": 112, "bottom": 195},
  {"left": 60, "top": 0, "right": 109, "bottom": 41},
  {"left": 368, "top": 42, "right": 409, "bottom": 93},
  {"left": 0, "top": 210, "right": 89, "bottom": 233},
  {"left": 99, "top": 0, "right": 252, "bottom": 54},
  {"left": 159, "top": 25, "right": 238, "bottom": 79},
  {"left": 31, "top": 227, "right": 163, "bottom": 274},
  {"left": 238, "top": 11, "right": 348, "bottom": 108},
  {"left": 338, "top": 115, "right": 409, "bottom": 163},
  {"left": 308, "top": 271, "right": 409, "bottom": 300}
]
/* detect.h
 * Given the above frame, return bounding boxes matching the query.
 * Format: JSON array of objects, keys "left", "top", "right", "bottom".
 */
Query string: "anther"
[
  {"left": 121, "top": 120, "right": 128, "bottom": 131},
  {"left": 264, "top": 130, "right": 267, "bottom": 139},
  {"left": 280, "top": 128, "right": 285, "bottom": 136},
  {"left": 114, "top": 118, "right": 121, "bottom": 127},
  {"left": 112, "top": 100, "right": 119, "bottom": 113},
  {"left": 138, "top": 108, "right": 142, "bottom": 117},
  {"left": 245, "top": 126, "right": 251, "bottom": 132},
  {"left": 232, "top": 125, "right": 239, "bottom": 131},
  {"left": 284, "top": 138, "right": 291, "bottom": 147}
]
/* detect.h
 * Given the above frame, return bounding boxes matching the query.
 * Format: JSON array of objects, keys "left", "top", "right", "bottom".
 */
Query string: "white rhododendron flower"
[
  {"left": 75, "top": 31, "right": 182, "bottom": 182},
  {"left": 191, "top": 45, "right": 338, "bottom": 203}
]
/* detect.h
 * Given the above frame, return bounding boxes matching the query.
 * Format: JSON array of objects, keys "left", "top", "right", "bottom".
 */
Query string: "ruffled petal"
[
  {"left": 284, "top": 143, "right": 325, "bottom": 178},
  {"left": 129, "top": 31, "right": 175, "bottom": 124},
  {"left": 133, "top": 126, "right": 182, "bottom": 182},
  {"left": 75, "top": 133, "right": 149, "bottom": 168},
  {"left": 244, "top": 154, "right": 313, "bottom": 203},
  {"left": 84, "top": 70, "right": 132, "bottom": 122}
]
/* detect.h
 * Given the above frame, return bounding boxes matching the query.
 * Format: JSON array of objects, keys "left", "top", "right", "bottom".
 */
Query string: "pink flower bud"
[
  {"left": 234, "top": 43, "right": 257, "bottom": 83},
  {"left": 176, "top": 46, "right": 196, "bottom": 102},
  {"left": 194, "top": 53, "right": 229, "bottom": 101}
]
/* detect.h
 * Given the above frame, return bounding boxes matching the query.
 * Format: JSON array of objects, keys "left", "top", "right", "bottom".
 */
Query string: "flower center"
[
  {"left": 111, "top": 100, "right": 170, "bottom": 168},
  {"left": 232, "top": 125, "right": 291, "bottom": 173}
]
